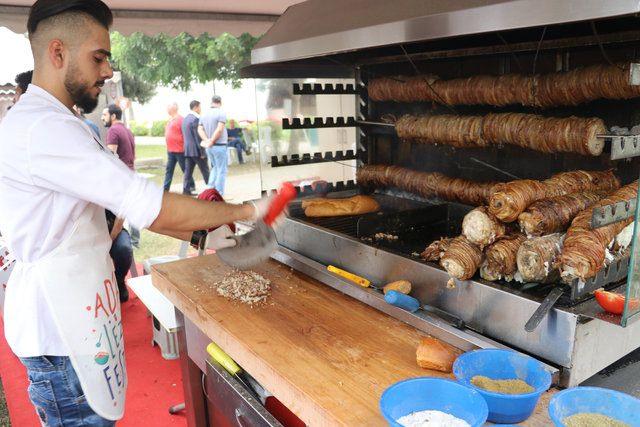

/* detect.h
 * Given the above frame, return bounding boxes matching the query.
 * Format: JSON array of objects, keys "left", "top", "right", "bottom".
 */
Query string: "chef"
[{"left": 0, "top": 1, "right": 274, "bottom": 425}]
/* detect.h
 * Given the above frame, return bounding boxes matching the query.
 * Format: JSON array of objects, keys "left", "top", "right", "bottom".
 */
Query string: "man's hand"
[
  {"left": 110, "top": 217, "right": 124, "bottom": 240},
  {"left": 200, "top": 139, "right": 213, "bottom": 148},
  {"left": 247, "top": 195, "right": 288, "bottom": 227},
  {"left": 205, "top": 225, "right": 236, "bottom": 250}
]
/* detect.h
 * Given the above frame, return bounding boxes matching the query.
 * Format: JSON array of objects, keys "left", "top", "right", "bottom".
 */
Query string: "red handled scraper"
[{"left": 216, "top": 182, "right": 296, "bottom": 270}]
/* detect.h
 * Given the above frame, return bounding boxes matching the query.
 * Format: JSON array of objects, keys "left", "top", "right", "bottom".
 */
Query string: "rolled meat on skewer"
[
  {"left": 462, "top": 206, "right": 508, "bottom": 248},
  {"left": 479, "top": 233, "right": 527, "bottom": 282},
  {"left": 356, "top": 165, "right": 498, "bottom": 206},
  {"left": 421, "top": 237, "right": 453, "bottom": 262},
  {"left": 518, "top": 191, "right": 608, "bottom": 236},
  {"left": 395, "top": 113, "right": 606, "bottom": 156},
  {"left": 488, "top": 170, "right": 620, "bottom": 223},
  {"left": 516, "top": 233, "right": 564, "bottom": 283},
  {"left": 368, "top": 63, "right": 640, "bottom": 108},
  {"left": 560, "top": 181, "right": 638, "bottom": 282},
  {"left": 439, "top": 236, "right": 483, "bottom": 281}
]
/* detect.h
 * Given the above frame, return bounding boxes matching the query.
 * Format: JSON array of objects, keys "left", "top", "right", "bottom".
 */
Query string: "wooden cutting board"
[
  {"left": 152, "top": 255, "right": 452, "bottom": 426},
  {"left": 152, "top": 255, "right": 554, "bottom": 426}
]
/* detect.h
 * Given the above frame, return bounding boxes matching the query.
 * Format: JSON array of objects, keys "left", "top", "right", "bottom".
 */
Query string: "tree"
[
  {"left": 110, "top": 32, "right": 259, "bottom": 91},
  {"left": 119, "top": 68, "right": 157, "bottom": 104}
]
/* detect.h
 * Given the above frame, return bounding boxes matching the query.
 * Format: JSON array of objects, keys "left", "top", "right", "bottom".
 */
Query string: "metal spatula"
[{"left": 217, "top": 182, "right": 296, "bottom": 270}]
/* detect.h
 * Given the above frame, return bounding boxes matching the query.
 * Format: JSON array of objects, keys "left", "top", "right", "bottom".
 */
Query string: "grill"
[{"left": 246, "top": 0, "right": 640, "bottom": 386}]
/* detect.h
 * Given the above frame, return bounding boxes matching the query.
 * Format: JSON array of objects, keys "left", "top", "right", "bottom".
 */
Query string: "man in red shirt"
[{"left": 163, "top": 102, "right": 193, "bottom": 192}]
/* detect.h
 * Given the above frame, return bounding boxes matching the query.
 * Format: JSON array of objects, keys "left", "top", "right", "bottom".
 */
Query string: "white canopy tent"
[{"left": 0, "top": 0, "right": 299, "bottom": 36}]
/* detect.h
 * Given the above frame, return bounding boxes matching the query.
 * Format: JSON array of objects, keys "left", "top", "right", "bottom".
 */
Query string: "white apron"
[{"left": 25, "top": 202, "right": 126, "bottom": 420}]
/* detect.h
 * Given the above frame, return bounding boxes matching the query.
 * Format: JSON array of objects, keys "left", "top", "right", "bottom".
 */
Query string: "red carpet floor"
[{"left": 0, "top": 279, "right": 187, "bottom": 426}]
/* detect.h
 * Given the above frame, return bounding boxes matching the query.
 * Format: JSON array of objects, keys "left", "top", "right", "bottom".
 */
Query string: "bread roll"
[
  {"left": 416, "top": 336, "right": 462, "bottom": 373},
  {"left": 383, "top": 280, "right": 412, "bottom": 295},
  {"left": 303, "top": 195, "right": 380, "bottom": 217}
]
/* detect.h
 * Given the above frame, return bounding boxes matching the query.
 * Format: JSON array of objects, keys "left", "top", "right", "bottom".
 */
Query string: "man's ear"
[{"left": 48, "top": 39, "right": 66, "bottom": 70}]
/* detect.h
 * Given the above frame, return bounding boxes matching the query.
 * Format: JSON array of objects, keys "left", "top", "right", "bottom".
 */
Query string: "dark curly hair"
[{"left": 15, "top": 70, "right": 33, "bottom": 93}]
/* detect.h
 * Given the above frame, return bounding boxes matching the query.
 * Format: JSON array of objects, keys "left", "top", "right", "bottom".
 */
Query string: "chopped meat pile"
[
  {"left": 374, "top": 232, "right": 399, "bottom": 241},
  {"left": 214, "top": 270, "right": 271, "bottom": 306}
]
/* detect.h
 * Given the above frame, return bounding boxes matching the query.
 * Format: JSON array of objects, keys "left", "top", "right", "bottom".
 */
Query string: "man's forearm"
[
  {"left": 197, "top": 126, "right": 209, "bottom": 142},
  {"left": 149, "top": 192, "right": 254, "bottom": 235},
  {"left": 211, "top": 127, "right": 222, "bottom": 144}
]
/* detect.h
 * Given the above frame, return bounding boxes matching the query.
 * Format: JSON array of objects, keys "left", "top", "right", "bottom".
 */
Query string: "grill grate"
[{"left": 290, "top": 194, "right": 625, "bottom": 307}]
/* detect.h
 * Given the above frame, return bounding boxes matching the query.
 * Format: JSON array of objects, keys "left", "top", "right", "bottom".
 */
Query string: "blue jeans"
[
  {"left": 110, "top": 229, "right": 133, "bottom": 301},
  {"left": 228, "top": 138, "right": 246, "bottom": 164},
  {"left": 19, "top": 356, "right": 116, "bottom": 426},
  {"left": 206, "top": 145, "right": 228, "bottom": 195},
  {"left": 163, "top": 152, "right": 194, "bottom": 192}
]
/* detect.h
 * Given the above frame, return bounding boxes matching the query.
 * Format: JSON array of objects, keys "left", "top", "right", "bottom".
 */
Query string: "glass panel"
[
  {"left": 252, "top": 78, "right": 357, "bottom": 193},
  {"left": 622, "top": 180, "right": 640, "bottom": 326}
]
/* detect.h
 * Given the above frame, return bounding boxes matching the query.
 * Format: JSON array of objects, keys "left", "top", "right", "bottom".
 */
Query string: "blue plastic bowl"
[
  {"left": 380, "top": 377, "right": 488, "bottom": 427},
  {"left": 453, "top": 349, "right": 552, "bottom": 424},
  {"left": 549, "top": 387, "right": 640, "bottom": 426}
]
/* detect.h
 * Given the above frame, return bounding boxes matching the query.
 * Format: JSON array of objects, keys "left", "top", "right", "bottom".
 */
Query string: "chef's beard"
[{"left": 64, "top": 67, "right": 102, "bottom": 113}]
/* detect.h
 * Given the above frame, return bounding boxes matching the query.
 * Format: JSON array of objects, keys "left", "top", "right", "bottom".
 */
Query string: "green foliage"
[
  {"left": 151, "top": 120, "right": 168, "bottom": 137},
  {"left": 120, "top": 70, "right": 157, "bottom": 105},
  {"left": 247, "top": 120, "right": 288, "bottom": 143},
  {"left": 111, "top": 32, "right": 259, "bottom": 91},
  {"left": 129, "top": 121, "right": 149, "bottom": 136}
]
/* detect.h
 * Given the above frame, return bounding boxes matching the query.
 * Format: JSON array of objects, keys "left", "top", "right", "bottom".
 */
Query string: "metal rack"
[
  {"left": 292, "top": 83, "right": 358, "bottom": 95},
  {"left": 269, "top": 150, "right": 361, "bottom": 167},
  {"left": 592, "top": 198, "right": 637, "bottom": 228},
  {"left": 263, "top": 180, "right": 357, "bottom": 197},
  {"left": 282, "top": 116, "right": 356, "bottom": 129}
]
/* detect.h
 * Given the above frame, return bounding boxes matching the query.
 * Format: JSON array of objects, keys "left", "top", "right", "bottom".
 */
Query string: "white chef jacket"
[{"left": 0, "top": 84, "right": 163, "bottom": 356}]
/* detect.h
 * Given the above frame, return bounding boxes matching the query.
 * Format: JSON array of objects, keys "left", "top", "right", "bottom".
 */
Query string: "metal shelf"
[
  {"left": 282, "top": 116, "right": 357, "bottom": 129},
  {"left": 569, "top": 255, "right": 630, "bottom": 301},
  {"left": 270, "top": 150, "right": 361, "bottom": 167},
  {"left": 591, "top": 198, "right": 636, "bottom": 228},
  {"left": 594, "top": 135, "right": 640, "bottom": 161},
  {"left": 292, "top": 83, "right": 358, "bottom": 95},
  {"left": 263, "top": 180, "right": 357, "bottom": 197}
]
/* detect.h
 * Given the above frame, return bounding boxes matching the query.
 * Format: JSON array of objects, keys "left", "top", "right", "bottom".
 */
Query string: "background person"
[
  {"left": 182, "top": 100, "right": 210, "bottom": 195},
  {"left": 163, "top": 102, "right": 194, "bottom": 192},
  {"left": 199, "top": 95, "right": 228, "bottom": 195},
  {"left": 13, "top": 70, "right": 33, "bottom": 104},
  {"left": 227, "top": 118, "right": 251, "bottom": 164},
  {"left": 102, "top": 104, "right": 140, "bottom": 246}
]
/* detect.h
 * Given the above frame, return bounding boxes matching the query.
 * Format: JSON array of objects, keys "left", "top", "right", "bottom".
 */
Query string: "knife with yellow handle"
[
  {"left": 327, "top": 265, "right": 375, "bottom": 288},
  {"left": 206, "top": 342, "right": 241, "bottom": 376}
]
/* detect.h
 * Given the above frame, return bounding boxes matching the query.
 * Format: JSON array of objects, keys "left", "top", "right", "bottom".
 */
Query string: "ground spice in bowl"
[
  {"left": 470, "top": 375, "right": 534, "bottom": 394},
  {"left": 563, "top": 413, "right": 630, "bottom": 427}
]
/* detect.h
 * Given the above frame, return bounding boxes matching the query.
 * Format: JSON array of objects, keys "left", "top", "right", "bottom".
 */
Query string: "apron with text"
[{"left": 31, "top": 202, "right": 126, "bottom": 420}]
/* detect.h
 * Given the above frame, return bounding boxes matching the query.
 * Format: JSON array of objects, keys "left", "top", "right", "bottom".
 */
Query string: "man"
[
  {"left": 106, "top": 210, "right": 132, "bottom": 303},
  {"left": 227, "top": 118, "right": 252, "bottom": 164},
  {"left": 13, "top": 70, "right": 33, "bottom": 104},
  {"left": 182, "top": 100, "right": 210, "bottom": 195},
  {"left": 199, "top": 95, "right": 229, "bottom": 195},
  {"left": 0, "top": 2, "right": 274, "bottom": 425},
  {"left": 102, "top": 104, "right": 140, "bottom": 247},
  {"left": 102, "top": 104, "right": 135, "bottom": 169},
  {"left": 163, "top": 102, "right": 193, "bottom": 192}
]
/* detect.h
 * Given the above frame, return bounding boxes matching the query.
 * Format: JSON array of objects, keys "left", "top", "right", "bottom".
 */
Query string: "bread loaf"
[
  {"left": 416, "top": 336, "right": 462, "bottom": 373},
  {"left": 303, "top": 195, "right": 380, "bottom": 217}
]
